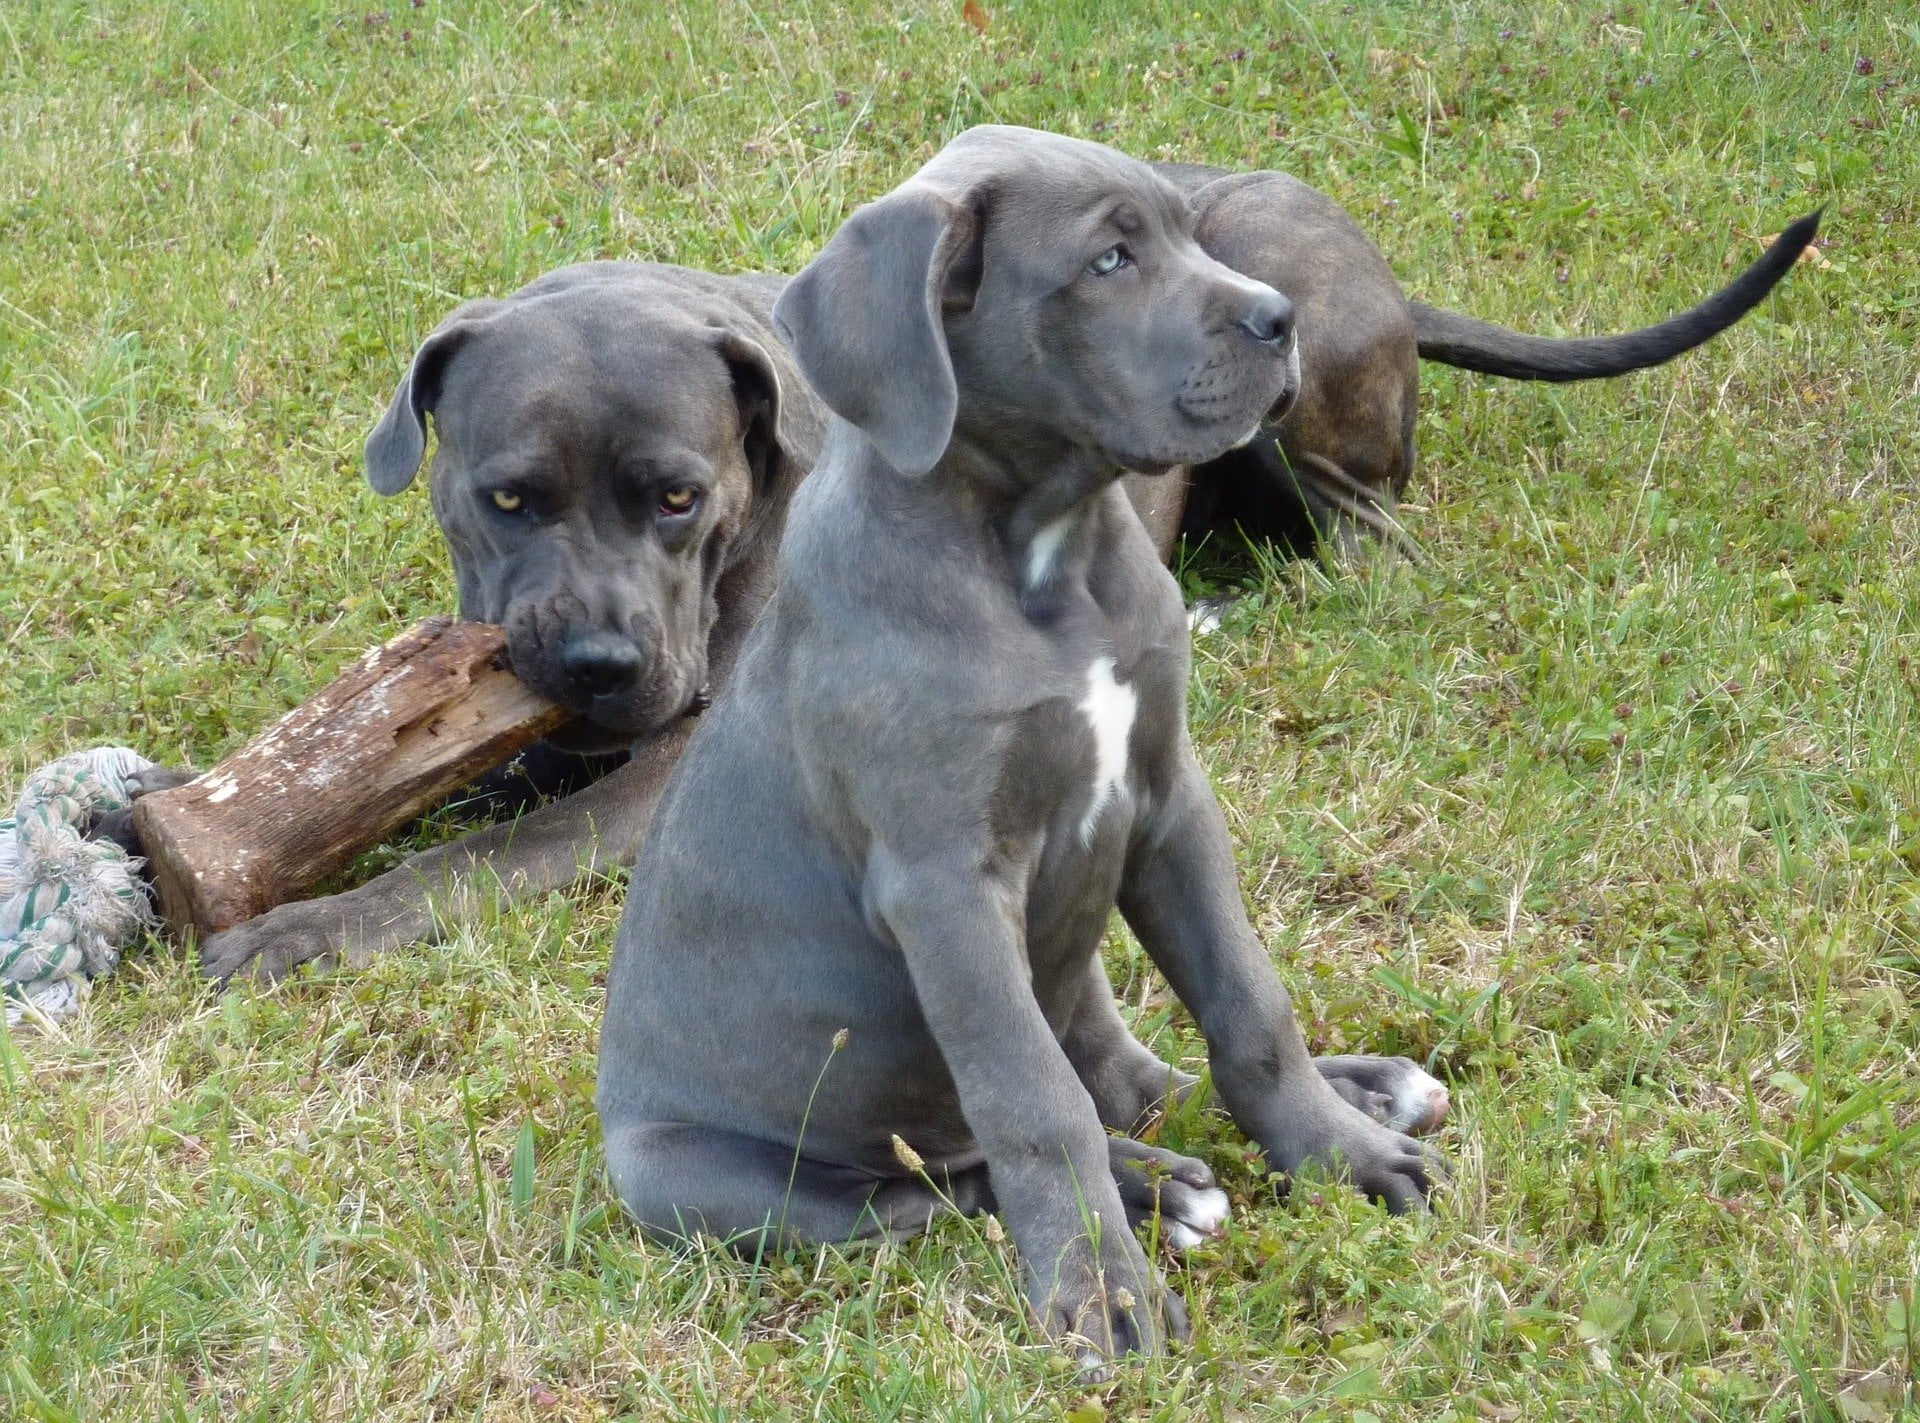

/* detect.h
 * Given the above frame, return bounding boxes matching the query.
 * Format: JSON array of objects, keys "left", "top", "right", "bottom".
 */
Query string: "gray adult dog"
[
  {"left": 192, "top": 147, "right": 1815, "bottom": 985},
  {"left": 596, "top": 125, "right": 1440, "bottom": 1364}
]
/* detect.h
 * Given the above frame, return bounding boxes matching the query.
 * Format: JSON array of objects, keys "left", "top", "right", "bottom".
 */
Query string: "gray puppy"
[{"left": 597, "top": 126, "right": 1435, "bottom": 1363}]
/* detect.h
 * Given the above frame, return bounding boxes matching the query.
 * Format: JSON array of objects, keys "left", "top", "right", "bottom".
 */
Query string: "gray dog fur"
[
  {"left": 193, "top": 142, "right": 1814, "bottom": 992},
  {"left": 596, "top": 126, "right": 1439, "bottom": 1363}
]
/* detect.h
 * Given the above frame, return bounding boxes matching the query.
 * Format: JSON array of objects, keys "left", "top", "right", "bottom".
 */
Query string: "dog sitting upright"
[{"left": 596, "top": 126, "right": 1435, "bottom": 1363}]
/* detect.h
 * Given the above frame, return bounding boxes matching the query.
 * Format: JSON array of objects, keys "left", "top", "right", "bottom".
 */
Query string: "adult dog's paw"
[
  {"left": 128, "top": 764, "right": 202, "bottom": 798},
  {"left": 1107, "top": 1137, "right": 1230, "bottom": 1251},
  {"left": 199, "top": 900, "right": 340, "bottom": 985},
  {"left": 1316, "top": 1054, "right": 1450, "bottom": 1136}
]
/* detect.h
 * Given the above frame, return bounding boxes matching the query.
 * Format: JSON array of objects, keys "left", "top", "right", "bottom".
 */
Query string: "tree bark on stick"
[{"left": 133, "top": 617, "right": 572, "bottom": 937}]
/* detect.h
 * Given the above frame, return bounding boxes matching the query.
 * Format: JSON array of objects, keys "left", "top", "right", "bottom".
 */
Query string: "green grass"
[{"left": 3, "top": 0, "right": 1917, "bottom": 1417}]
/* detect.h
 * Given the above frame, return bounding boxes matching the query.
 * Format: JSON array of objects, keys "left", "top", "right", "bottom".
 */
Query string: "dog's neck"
[{"left": 941, "top": 435, "right": 1125, "bottom": 621}]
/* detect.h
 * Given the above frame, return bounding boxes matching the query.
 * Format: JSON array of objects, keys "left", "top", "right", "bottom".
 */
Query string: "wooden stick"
[{"left": 133, "top": 617, "right": 572, "bottom": 936}]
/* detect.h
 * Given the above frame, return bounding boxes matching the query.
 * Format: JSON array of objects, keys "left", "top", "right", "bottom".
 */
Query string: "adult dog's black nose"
[
  {"left": 561, "top": 631, "right": 644, "bottom": 697},
  {"left": 1237, "top": 289, "right": 1295, "bottom": 347}
]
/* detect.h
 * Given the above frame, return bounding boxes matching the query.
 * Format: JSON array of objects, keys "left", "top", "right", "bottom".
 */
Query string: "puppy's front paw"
[
  {"left": 89, "top": 764, "right": 202, "bottom": 857},
  {"left": 1034, "top": 1234, "right": 1186, "bottom": 1375},
  {"left": 128, "top": 764, "right": 202, "bottom": 799},
  {"left": 1279, "top": 1100, "right": 1438, "bottom": 1215},
  {"left": 1108, "top": 1137, "right": 1230, "bottom": 1251}
]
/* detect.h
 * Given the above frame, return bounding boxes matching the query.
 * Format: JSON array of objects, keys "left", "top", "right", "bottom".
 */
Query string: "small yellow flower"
[{"left": 891, "top": 1134, "right": 926, "bottom": 1173}]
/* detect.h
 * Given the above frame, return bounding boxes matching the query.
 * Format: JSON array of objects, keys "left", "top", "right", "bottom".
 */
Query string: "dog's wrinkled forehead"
[
  {"left": 447, "top": 306, "right": 736, "bottom": 453},
  {"left": 913, "top": 124, "right": 1194, "bottom": 236}
]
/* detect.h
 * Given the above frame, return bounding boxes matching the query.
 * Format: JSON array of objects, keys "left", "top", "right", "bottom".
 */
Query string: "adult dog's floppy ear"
[
  {"left": 364, "top": 298, "right": 504, "bottom": 496},
  {"left": 772, "top": 187, "right": 980, "bottom": 476},
  {"left": 713, "top": 328, "right": 808, "bottom": 495}
]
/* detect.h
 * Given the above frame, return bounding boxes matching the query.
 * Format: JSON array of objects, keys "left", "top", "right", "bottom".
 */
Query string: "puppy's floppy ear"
[
  {"left": 773, "top": 187, "right": 981, "bottom": 476},
  {"left": 364, "top": 298, "right": 504, "bottom": 496}
]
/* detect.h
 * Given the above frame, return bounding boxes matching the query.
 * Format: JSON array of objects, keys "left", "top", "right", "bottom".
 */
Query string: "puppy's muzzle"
[{"left": 1236, "top": 289, "right": 1296, "bottom": 348}]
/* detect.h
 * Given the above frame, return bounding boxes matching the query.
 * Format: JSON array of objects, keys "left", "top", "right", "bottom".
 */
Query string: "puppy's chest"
[
  {"left": 1072, "top": 656, "right": 1138, "bottom": 843},
  {"left": 994, "top": 651, "right": 1171, "bottom": 857}
]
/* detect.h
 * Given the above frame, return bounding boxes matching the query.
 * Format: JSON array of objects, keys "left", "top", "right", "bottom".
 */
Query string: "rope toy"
[{"left": 2, "top": 747, "right": 159, "bottom": 1027}]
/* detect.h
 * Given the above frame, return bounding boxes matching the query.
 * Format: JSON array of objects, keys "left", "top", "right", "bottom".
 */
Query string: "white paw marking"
[
  {"left": 1164, "top": 1220, "right": 1209, "bottom": 1252},
  {"left": 1182, "top": 1185, "right": 1230, "bottom": 1235},
  {"left": 1025, "top": 512, "right": 1075, "bottom": 593},
  {"left": 1186, "top": 596, "right": 1235, "bottom": 636},
  {"left": 1389, "top": 1066, "right": 1450, "bottom": 1135},
  {"left": 1078, "top": 656, "right": 1136, "bottom": 844},
  {"left": 1162, "top": 1187, "right": 1230, "bottom": 1252}
]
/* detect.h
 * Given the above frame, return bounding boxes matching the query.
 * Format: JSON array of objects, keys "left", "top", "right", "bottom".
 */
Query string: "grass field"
[{"left": 3, "top": 0, "right": 1917, "bottom": 1417}]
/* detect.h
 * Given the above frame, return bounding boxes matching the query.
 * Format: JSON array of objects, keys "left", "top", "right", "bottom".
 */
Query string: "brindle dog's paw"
[
  {"left": 1315, "top": 1054, "right": 1450, "bottom": 1136},
  {"left": 1107, "top": 1137, "right": 1230, "bottom": 1251},
  {"left": 199, "top": 900, "right": 340, "bottom": 985}
]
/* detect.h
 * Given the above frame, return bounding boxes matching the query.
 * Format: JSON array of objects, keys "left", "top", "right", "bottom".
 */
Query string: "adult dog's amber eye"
[
  {"left": 490, "top": 490, "right": 523, "bottom": 512},
  {"left": 660, "top": 485, "right": 700, "bottom": 515},
  {"left": 1088, "top": 245, "right": 1129, "bottom": 276}
]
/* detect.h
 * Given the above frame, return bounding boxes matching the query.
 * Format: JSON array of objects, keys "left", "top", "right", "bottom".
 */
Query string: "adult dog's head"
[
  {"left": 365, "top": 267, "right": 807, "bottom": 752},
  {"left": 773, "top": 125, "right": 1300, "bottom": 485}
]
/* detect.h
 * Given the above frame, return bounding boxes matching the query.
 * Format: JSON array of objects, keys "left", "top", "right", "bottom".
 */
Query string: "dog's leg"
[
  {"left": 869, "top": 856, "right": 1184, "bottom": 1358},
  {"left": 1061, "top": 959, "right": 1200, "bottom": 1133},
  {"left": 1061, "top": 942, "right": 1446, "bottom": 1138},
  {"left": 1118, "top": 758, "right": 1435, "bottom": 1213},
  {"left": 198, "top": 721, "right": 695, "bottom": 983},
  {"left": 602, "top": 1120, "right": 989, "bottom": 1250},
  {"left": 1278, "top": 447, "right": 1421, "bottom": 564}
]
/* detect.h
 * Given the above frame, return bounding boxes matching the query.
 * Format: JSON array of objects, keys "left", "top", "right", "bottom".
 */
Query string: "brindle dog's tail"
[{"left": 1411, "top": 210, "right": 1821, "bottom": 382}]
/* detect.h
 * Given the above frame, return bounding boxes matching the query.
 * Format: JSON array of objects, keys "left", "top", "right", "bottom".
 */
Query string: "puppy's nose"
[
  {"left": 1237, "top": 289, "right": 1295, "bottom": 347},
  {"left": 561, "top": 631, "right": 644, "bottom": 696}
]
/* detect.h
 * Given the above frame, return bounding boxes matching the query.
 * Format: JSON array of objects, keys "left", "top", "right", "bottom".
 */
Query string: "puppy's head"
[
  {"left": 774, "top": 125, "right": 1298, "bottom": 480},
  {"left": 364, "top": 276, "right": 800, "bottom": 752}
]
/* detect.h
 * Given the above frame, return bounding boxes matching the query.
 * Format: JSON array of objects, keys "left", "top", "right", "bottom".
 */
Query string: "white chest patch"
[{"left": 1077, "top": 656, "right": 1137, "bottom": 844}]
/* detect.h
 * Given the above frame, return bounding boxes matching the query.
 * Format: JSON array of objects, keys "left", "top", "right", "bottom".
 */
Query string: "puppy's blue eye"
[
  {"left": 489, "top": 490, "right": 523, "bottom": 512},
  {"left": 1087, "top": 245, "right": 1129, "bottom": 276}
]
